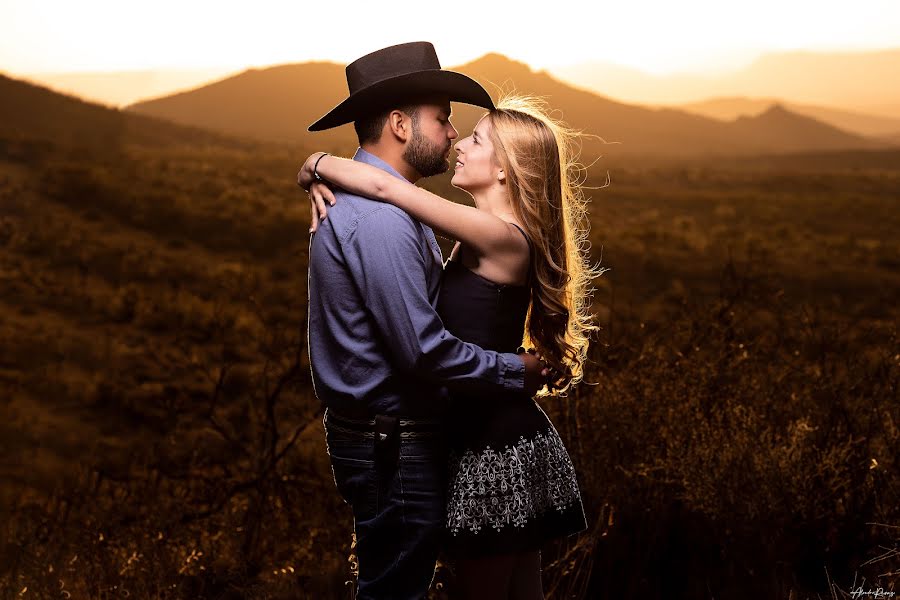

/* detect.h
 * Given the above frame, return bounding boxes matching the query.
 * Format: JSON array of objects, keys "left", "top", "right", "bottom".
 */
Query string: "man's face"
[{"left": 403, "top": 98, "right": 458, "bottom": 178}]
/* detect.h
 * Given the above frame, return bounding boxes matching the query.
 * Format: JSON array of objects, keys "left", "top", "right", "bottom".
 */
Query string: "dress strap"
[
  {"left": 456, "top": 222, "right": 532, "bottom": 268},
  {"left": 509, "top": 222, "right": 534, "bottom": 287},
  {"left": 509, "top": 222, "right": 531, "bottom": 248}
]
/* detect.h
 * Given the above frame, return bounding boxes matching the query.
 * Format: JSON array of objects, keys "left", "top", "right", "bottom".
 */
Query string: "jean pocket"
[
  {"left": 330, "top": 451, "right": 378, "bottom": 520},
  {"left": 397, "top": 453, "right": 447, "bottom": 531}
]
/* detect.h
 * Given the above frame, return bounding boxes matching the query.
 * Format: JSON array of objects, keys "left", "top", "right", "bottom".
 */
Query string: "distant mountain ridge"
[
  {"left": 10, "top": 68, "right": 238, "bottom": 109},
  {"left": 124, "top": 54, "right": 893, "bottom": 159},
  {"left": 553, "top": 48, "right": 900, "bottom": 121},
  {"left": 672, "top": 96, "right": 900, "bottom": 138},
  {"left": 17, "top": 47, "right": 900, "bottom": 130}
]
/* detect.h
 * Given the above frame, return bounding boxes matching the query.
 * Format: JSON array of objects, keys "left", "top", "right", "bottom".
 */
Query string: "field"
[{"left": 1, "top": 131, "right": 899, "bottom": 598}]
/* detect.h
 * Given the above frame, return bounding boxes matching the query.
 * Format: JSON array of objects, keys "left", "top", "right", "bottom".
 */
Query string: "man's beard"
[{"left": 403, "top": 124, "right": 450, "bottom": 178}]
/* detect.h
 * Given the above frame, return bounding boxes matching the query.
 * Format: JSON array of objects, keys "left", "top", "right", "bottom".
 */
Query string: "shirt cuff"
[{"left": 500, "top": 352, "right": 526, "bottom": 391}]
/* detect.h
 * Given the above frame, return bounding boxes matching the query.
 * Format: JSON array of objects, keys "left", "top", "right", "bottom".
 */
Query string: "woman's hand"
[
  {"left": 308, "top": 181, "right": 336, "bottom": 233},
  {"left": 297, "top": 152, "right": 328, "bottom": 191}
]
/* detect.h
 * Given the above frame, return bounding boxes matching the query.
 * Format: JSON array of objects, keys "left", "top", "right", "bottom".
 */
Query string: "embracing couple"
[{"left": 298, "top": 41, "right": 602, "bottom": 600}]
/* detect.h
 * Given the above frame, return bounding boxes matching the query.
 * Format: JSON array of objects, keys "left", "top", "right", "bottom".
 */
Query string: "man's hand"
[
  {"left": 521, "top": 350, "right": 551, "bottom": 396},
  {"left": 520, "top": 348, "right": 569, "bottom": 396}
]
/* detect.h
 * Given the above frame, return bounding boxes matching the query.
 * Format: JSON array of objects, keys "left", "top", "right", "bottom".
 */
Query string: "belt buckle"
[{"left": 374, "top": 415, "right": 400, "bottom": 474}]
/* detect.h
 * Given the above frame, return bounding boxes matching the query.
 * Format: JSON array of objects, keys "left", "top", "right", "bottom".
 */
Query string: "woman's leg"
[
  {"left": 509, "top": 550, "right": 544, "bottom": 600},
  {"left": 453, "top": 553, "right": 517, "bottom": 600}
]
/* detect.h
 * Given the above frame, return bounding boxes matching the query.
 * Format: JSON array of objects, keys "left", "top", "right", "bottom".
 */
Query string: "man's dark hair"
[{"left": 353, "top": 102, "right": 421, "bottom": 146}]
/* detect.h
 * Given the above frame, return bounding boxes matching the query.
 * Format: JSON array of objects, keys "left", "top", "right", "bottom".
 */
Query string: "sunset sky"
[{"left": 2, "top": 0, "right": 899, "bottom": 76}]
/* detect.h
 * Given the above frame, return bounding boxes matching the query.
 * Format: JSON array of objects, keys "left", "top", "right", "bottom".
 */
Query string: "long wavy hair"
[{"left": 487, "top": 95, "right": 608, "bottom": 395}]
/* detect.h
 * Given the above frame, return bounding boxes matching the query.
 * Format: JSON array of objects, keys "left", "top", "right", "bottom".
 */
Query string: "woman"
[{"left": 300, "top": 95, "right": 605, "bottom": 599}]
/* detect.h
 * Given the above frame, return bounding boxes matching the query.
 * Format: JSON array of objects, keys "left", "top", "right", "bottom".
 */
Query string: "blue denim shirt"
[{"left": 307, "top": 148, "right": 526, "bottom": 418}]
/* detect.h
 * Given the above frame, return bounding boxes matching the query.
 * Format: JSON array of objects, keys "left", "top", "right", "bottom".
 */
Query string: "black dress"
[{"left": 436, "top": 223, "right": 588, "bottom": 558}]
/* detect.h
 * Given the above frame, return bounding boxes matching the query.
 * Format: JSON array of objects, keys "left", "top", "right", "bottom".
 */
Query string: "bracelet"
[{"left": 313, "top": 152, "right": 330, "bottom": 182}]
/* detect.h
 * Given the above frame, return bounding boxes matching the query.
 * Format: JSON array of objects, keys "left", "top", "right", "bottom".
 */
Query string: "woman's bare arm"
[{"left": 299, "top": 153, "right": 525, "bottom": 257}]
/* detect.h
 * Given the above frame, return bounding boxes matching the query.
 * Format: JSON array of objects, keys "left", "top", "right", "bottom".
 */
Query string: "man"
[{"left": 300, "top": 41, "right": 549, "bottom": 600}]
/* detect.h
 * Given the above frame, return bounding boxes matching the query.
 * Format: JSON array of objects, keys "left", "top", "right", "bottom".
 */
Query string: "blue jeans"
[{"left": 325, "top": 424, "right": 449, "bottom": 600}]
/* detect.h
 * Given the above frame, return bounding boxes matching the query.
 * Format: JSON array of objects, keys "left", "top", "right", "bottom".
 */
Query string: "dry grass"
[{"left": 1, "top": 134, "right": 898, "bottom": 598}]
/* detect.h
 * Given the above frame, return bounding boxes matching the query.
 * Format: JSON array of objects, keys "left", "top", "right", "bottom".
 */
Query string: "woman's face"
[{"left": 451, "top": 115, "right": 502, "bottom": 193}]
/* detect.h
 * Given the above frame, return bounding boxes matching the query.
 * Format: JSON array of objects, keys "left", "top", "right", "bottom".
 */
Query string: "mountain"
[
  {"left": 124, "top": 54, "right": 891, "bottom": 159},
  {"left": 14, "top": 68, "right": 240, "bottom": 109},
  {"left": 124, "top": 62, "right": 354, "bottom": 152},
  {"left": 671, "top": 97, "right": 900, "bottom": 138},
  {"left": 725, "top": 103, "right": 880, "bottom": 153},
  {"left": 552, "top": 48, "right": 900, "bottom": 121},
  {"left": 0, "top": 72, "right": 259, "bottom": 154}
]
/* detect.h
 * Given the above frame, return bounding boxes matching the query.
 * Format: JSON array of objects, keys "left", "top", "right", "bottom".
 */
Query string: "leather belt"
[{"left": 324, "top": 408, "right": 445, "bottom": 439}]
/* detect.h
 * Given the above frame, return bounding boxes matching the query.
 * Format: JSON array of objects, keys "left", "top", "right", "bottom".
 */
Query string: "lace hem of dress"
[{"left": 446, "top": 427, "right": 582, "bottom": 535}]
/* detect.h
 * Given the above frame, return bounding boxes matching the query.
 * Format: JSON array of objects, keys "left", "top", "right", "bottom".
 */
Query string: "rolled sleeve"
[{"left": 342, "top": 207, "right": 524, "bottom": 392}]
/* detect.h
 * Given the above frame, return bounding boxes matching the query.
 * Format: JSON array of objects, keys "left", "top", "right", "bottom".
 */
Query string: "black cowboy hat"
[{"left": 308, "top": 41, "right": 495, "bottom": 132}]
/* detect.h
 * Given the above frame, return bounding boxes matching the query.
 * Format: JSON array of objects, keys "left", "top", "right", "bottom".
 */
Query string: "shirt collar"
[{"left": 353, "top": 147, "right": 408, "bottom": 181}]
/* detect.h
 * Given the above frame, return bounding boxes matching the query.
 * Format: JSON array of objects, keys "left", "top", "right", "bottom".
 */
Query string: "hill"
[
  {"left": 879, "top": 131, "right": 900, "bottom": 146},
  {"left": 0, "top": 72, "right": 259, "bottom": 155}
]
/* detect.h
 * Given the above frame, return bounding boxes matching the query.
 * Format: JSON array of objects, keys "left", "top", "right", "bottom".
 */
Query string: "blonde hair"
[{"left": 487, "top": 95, "right": 608, "bottom": 395}]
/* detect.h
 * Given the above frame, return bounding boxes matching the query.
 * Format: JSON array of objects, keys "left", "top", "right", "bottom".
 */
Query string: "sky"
[{"left": 1, "top": 0, "right": 899, "bottom": 76}]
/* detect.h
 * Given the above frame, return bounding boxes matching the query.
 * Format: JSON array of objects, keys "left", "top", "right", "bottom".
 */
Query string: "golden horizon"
[{"left": 2, "top": 0, "right": 899, "bottom": 76}]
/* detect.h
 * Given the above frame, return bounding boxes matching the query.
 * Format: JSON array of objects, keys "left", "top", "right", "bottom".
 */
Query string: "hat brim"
[{"left": 308, "top": 69, "right": 495, "bottom": 132}]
